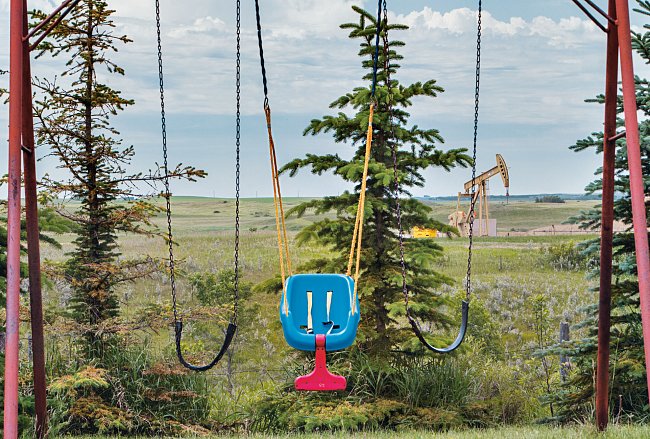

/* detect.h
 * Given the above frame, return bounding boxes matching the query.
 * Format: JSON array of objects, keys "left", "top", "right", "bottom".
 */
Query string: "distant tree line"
[{"left": 535, "top": 195, "right": 565, "bottom": 204}]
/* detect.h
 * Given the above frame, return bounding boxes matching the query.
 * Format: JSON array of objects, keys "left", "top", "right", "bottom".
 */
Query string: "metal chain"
[
  {"left": 382, "top": 0, "right": 409, "bottom": 310},
  {"left": 233, "top": 0, "right": 241, "bottom": 325},
  {"left": 254, "top": 0, "right": 269, "bottom": 106},
  {"left": 155, "top": 0, "right": 179, "bottom": 325},
  {"left": 389, "top": 0, "right": 481, "bottom": 309},
  {"left": 371, "top": 0, "right": 383, "bottom": 99},
  {"left": 465, "top": 0, "right": 482, "bottom": 302},
  {"left": 156, "top": 0, "right": 239, "bottom": 371}
]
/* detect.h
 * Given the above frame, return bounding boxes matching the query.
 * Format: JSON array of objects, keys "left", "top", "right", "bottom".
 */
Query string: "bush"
[
  {"left": 463, "top": 357, "right": 541, "bottom": 427},
  {"left": 251, "top": 392, "right": 464, "bottom": 433},
  {"left": 250, "top": 347, "right": 540, "bottom": 433},
  {"left": 388, "top": 357, "right": 472, "bottom": 409},
  {"left": 45, "top": 336, "right": 213, "bottom": 436},
  {"left": 540, "top": 241, "right": 594, "bottom": 271}
]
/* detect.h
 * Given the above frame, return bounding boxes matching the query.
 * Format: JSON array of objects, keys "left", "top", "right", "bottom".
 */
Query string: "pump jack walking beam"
[{"left": 4, "top": 0, "right": 81, "bottom": 437}]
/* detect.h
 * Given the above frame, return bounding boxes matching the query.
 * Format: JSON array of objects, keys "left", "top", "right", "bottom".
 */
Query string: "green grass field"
[
  {"left": 34, "top": 197, "right": 623, "bottom": 438},
  {"left": 424, "top": 199, "right": 594, "bottom": 232},
  {"left": 40, "top": 196, "right": 600, "bottom": 374},
  {"left": 42, "top": 197, "right": 598, "bottom": 320}
]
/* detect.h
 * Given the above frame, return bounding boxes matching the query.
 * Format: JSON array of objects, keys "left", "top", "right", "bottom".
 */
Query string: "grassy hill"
[{"left": 423, "top": 199, "right": 595, "bottom": 232}]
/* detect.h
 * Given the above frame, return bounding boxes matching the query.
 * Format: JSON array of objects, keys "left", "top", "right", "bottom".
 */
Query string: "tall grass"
[{"left": 69, "top": 424, "right": 650, "bottom": 438}]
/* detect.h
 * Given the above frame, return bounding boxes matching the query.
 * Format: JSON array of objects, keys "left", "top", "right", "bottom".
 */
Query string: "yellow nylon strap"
[
  {"left": 265, "top": 105, "right": 292, "bottom": 315},
  {"left": 346, "top": 103, "right": 375, "bottom": 314}
]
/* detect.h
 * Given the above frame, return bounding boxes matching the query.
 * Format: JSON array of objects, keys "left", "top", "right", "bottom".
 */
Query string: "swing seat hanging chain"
[
  {"left": 156, "top": 0, "right": 240, "bottom": 372},
  {"left": 387, "top": 0, "right": 482, "bottom": 353},
  {"left": 344, "top": 0, "right": 385, "bottom": 314},
  {"left": 255, "top": 0, "right": 382, "bottom": 317},
  {"left": 255, "top": 0, "right": 293, "bottom": 316}
]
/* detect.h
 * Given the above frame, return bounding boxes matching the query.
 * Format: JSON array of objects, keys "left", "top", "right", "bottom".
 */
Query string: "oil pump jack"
[{"left": 449, "top": 154, "right": 509, "bottom": 237}]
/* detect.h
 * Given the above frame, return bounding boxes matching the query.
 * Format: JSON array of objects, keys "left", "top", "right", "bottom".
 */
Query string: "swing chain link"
[
  {"left": 382, "top": 0, "right": 410, "bottom": 311},
  {"left": 465, "top": 0, "right": 482, "bottom": 303},
  {"left": 155, "top": 0, "right": 179, "bottom": 325},
  {"left": 389, "top": 0, "right": 481, "bottom": 314},
  {"left": 232, "top": 0, "right": 242, "bottom": 325},
  {"left": 156, "top": 0, "right": 239, "bottom": 371},
  {"left": 254, "top": 0, "right": 269, "bottom": 107}
]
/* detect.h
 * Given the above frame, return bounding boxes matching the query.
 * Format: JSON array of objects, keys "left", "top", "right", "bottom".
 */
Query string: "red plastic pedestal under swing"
[{"left": 296, "top": 335, "right": 347, "bottom": 391}]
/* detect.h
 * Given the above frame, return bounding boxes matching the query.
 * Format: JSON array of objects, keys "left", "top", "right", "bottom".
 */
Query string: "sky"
[{"left": 1, "top": 0, "right": 648, "bottom": 198}]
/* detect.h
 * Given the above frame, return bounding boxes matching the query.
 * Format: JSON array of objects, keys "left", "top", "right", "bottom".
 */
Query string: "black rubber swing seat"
[
  {"left": 174, "top": 321, "right": 237, "bottom": 372},
  {"left": 407, "top": 300, "right": 469, "bottom": 354}
]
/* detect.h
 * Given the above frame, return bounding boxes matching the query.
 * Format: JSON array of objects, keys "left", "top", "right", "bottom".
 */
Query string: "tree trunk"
[{"left": 83, "top": 0, "right": 102, "bottom": 356}]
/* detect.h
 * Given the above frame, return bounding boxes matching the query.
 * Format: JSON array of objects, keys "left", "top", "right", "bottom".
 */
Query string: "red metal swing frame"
[{"left": 3, "top": 0, "right": 650, "bottom": 436}]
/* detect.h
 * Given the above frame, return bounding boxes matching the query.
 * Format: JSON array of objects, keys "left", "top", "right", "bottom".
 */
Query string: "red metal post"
[
  {"left": 595, "top": 0, "right": 618, "bottom": 430},
  {"left": 4, "top": 0, "right": 25, "bottom": 438},
  {"left": 22, "top": 1, "right": 48, "bottom": 436},
  {"left": 615, "top": 0, "right": 650, "bottom": 410}
]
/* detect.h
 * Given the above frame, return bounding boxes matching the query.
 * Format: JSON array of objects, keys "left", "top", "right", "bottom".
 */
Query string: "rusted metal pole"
[
  {"left": 615, "top": 0, "right": 650, "bottom": 412},
  {"left": 595, "top": 0, "right": 618, "bottom": 430},
  {"left": 4, "top": 0, "right": 25, "bottom": 437},
  {"left": 571, "top": 0, "right": 609, "bottom": 33},
  {"left": 584, "top": 0, "right": 616, "bottom": 24},
  {"left": 22, "top": 1, "right": 48, "bottom": 436}
]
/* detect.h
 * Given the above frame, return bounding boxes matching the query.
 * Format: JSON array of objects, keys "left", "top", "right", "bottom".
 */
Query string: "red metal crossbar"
[
  {"left": 24, "top": 0, "right": 77, "bottom": 42},
  {"left": 27, "top": 0, "right": 82, "bottom": 51}
]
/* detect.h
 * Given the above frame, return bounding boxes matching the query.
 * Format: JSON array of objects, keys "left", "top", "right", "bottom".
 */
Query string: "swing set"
[{"left": 3, "top": 0, "right": 650, "bottom": 437}]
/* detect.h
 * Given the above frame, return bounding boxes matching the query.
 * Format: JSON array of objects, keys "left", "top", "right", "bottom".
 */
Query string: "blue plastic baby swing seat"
[{"left": 280, "top": 274, "right": 360, "bottom": 352}]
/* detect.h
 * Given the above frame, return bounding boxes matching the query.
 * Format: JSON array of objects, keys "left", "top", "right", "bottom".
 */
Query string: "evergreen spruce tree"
[
  {"left": 31, "top": 0, "right": 204, "bottom": 357},
  {"left": 549, "top": 0, "right": 650, "bottom": 421},
  {"left": 280, "top": 7, "right": 471, "bottom": 353}
]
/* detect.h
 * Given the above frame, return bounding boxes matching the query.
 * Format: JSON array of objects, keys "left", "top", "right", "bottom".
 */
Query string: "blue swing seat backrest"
[{"left": 279, "top": 274, "right": 360, "bottom": 352}]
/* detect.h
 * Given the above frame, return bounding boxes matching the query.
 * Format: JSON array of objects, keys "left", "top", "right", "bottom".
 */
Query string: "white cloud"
[
  {"left": 169, "top": 16, "right": 226, "bottom": 38},
  {"left": 397, "top": 7, "right": 600, "bottom": 46}
]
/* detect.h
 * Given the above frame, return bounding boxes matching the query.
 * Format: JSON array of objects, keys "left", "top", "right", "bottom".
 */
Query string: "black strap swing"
[
  {"left": 156, "top": 0, "right": 240, "bottom": 371},
  {"left": 385, "top": 0, "right": 483, "bottom": 353}
]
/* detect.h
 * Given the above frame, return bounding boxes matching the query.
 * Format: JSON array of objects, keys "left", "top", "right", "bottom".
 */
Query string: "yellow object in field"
[{"left": 412, "top": 226, "right": 438, "bottom": 238}]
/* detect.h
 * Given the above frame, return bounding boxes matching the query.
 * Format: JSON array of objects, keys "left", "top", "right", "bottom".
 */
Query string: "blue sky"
[{"left": 1, "top": 0, "right": 648, "bottom": 198}]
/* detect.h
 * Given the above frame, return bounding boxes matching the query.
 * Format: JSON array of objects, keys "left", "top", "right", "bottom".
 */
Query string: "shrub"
[
  {"left": 250, "top": 347, "right": 542, "bottom": 433},
  {"left": 45, "top": 336, "right": 213, "bottom": 436},
  {"left": 389, "top": 356, "right": 472, "bottom": 409},
  {"left": 540, "top": 241, "right": 594, "bottom": 271},
  {"left": 251, "top": 392, "right": 463, "bottom": 433}
]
